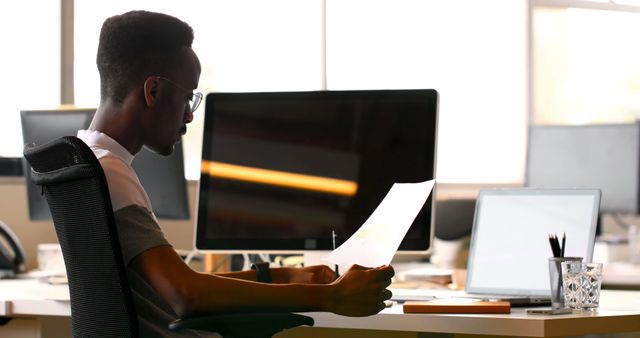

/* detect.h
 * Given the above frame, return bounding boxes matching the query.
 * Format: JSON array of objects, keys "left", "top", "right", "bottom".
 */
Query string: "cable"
[
  {"left": 183, "top": 249, "right": 199, "bottom": 265},
  {"left": 258, "top": 253, "right": 271, "bottom": 264},
  {"left": 241, "top": 253, "right": 251, "bottom": 271}
]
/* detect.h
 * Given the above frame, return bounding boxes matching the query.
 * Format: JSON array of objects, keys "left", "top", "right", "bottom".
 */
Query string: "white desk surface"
[
  {"left": 603, "top": 262, "right": 640, "bottom": 286},
  {"left": 304, "top": 289, "right": 640, "bottom": 337},
  {"left": 2, "top": 278, "right": 640, "bottom": 337},
  {"left": 0, "top": 278, "right": 70, "bottom": 317}
]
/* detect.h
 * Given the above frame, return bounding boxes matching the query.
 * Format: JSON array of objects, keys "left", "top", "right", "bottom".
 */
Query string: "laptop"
[{"left": 463, "top": 188, "right": 601, "bottom": 306}]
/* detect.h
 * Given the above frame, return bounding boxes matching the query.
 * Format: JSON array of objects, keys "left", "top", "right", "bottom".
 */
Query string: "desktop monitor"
[
  {"left": 526, "top": 123, "right": 640, "bottom": 214},
  {"left": 196, "top": 89, "right": 438, "bottom": 253},
  {"left": 20, "top": 109, "right": 190, "bottom": 220}
]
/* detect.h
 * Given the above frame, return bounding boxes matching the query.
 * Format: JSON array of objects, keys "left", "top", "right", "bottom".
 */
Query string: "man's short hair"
[{"left": 97, "top": 10, "right": 194, "bottom": 103}]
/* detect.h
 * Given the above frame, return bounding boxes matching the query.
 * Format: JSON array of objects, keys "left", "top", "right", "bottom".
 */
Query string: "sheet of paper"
[{"left": 323, "top": 179, "right": 435, "bottom": 268}]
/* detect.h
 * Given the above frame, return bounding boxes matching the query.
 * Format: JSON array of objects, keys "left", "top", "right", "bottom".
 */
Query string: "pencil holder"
[{"left": 548, "top": 257, "right": 582, "bottom": 309}]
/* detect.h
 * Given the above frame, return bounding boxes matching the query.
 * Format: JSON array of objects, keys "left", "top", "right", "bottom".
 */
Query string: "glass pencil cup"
[
  {"left": 548, "top": 257, "right": 582, "bottom": 309},
  {"left": 561, "top": 261, "right": 603, "bottom": 311}
]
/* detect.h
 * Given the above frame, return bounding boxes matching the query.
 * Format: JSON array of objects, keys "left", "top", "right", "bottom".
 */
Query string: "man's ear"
[{"left": 143, "top": 76, "right": 160, "bottom": 107}]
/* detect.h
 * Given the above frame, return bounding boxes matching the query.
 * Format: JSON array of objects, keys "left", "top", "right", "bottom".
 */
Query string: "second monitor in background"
[
  {"left": 527, "top": 123, "right": 640, "bottom": 215},
  {"left": 20, "top": 109, "right": 190, "bottom": 220}
]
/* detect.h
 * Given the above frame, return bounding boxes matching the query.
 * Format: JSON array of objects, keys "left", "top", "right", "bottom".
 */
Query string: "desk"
[
  {"left": 0, "top": 278, "right": 70, "bottom": 317},
  {"left": 286, "top": 290, "right": 640, "bottom": 338},
  {"left": 603, "top": 262, "right": 640, "bottom": 290},
  {"left": 1, "top": 279, "right": 640, "bottom": 338},
  {"left": 0, "top": 278, "right": 71, "bottom": 338}
]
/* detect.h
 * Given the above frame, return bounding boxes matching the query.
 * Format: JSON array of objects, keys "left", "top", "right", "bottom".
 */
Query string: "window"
[
  {"left": 326, "top": 0, "right": 528, "bottom": 183},
  {"left": 533, "top": 2, "right": 640, "bottom": 124},
  {"left": 0, "top": 1, "right": 60, "bottom": 157},
  {"left": 74, "top": 0, "right": 529, "bottom": 184},
  {"left": 2, "top": 0, "right": 632, "bottom": 185}
]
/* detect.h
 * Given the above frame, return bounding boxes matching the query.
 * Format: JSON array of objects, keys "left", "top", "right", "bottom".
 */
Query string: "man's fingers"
[
  {"left": 381, "top": 289, "right": 392, "bottom": 301},
  {"left": 380, "top": 278, "right": 392, "bottom": 289},
  {"left": 372, "top": 266, "right": 395, "bottom": 280},
  {"left": 349, "top": 264, "right": 369, "bottom": 271}
]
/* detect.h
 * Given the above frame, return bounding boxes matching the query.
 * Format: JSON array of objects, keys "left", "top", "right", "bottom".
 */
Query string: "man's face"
[{"left": 144, "top": 47, "right": 201, "bottom": 156}]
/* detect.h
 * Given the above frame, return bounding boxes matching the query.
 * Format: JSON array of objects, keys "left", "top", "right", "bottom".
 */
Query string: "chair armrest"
[{"left": 168, "top": 312, "right": 314, "bottom": 337}]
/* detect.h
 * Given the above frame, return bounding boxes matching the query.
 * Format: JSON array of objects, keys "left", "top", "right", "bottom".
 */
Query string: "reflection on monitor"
[
  {"left": 196, "top": 89, "right": 438, "bottom": 253},
  {"left": 527, "top": 123, "right": 640, "bottom": 214},
  {"left": 20, "top": 109, "right": 190, "bottom": 220}
]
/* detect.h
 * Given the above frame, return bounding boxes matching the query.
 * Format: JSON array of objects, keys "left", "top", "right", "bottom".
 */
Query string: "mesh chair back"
[{"left": 24, "top": 136, "right": 138, "bottom": 338}]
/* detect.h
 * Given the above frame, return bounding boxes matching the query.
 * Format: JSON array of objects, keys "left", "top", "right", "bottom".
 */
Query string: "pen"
[
  {"left": 561, "top": 232, "right": 566, "bottom": 258},
  {"left": 332, "top": 230, "right": 339, "bottom": 278}
]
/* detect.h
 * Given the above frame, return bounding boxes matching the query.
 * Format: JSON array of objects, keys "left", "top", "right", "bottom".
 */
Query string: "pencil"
[
  {"left": 332, "top": 230, "right": 339, "bottom": 278},
  {"left": 554, "top": 234, "right": 561, "bottom": 257},
  {"left": 548, "top": 234, "right": 561, "bottom": 257}
]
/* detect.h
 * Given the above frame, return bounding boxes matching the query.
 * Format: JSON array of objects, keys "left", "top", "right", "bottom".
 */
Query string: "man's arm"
[
  {"left": 130, "top": 246, "right": 393, "bottom": 318},
  {"left": 217, "top": 265, "right": 337, "bottom": 284}
]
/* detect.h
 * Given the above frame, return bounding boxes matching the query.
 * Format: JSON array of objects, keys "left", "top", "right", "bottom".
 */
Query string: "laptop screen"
[{"left": 465, "top": 188, "right": 600, "bottom": 296}]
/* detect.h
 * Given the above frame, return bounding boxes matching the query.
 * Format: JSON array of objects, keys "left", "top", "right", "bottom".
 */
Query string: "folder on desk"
[{"left": 403, "top": 298, "right": 511, "bottom": 314}]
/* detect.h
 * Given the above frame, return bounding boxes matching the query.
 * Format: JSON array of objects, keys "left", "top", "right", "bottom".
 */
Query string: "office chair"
[
  {"left": 24, "top": 136, "right": 313, "bottom": 338},
  {"left": 430, "top": 199, "right": 476, "bottom": 269},
  {"left": 434, "top": 199, "right": 476, "bottom": 241}
]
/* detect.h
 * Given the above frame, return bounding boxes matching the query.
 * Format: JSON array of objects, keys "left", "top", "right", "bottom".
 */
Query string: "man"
[{"left": 77, "top": 10, "right": 394, "bottom": 337}]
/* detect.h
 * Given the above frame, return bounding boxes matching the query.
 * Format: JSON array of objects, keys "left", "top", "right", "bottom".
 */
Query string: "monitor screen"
[
  {"left": 20, "top": 109, "right": 190, "bottom": 220},
  {"left": 196, "top": 89, "right": 438, "bottom": 252},
  {"left": 526, "top": 123, "right": 640, "bottom": 214}
]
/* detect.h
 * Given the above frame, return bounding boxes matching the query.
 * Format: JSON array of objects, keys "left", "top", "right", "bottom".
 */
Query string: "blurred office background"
[{"left": 1, "top": 0, "right": 639, "bottom": 269}]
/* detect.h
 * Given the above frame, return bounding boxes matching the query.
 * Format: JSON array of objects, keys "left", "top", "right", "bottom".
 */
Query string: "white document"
[{"left": 323, "top": 179, "right": 435, "bottom": 268}]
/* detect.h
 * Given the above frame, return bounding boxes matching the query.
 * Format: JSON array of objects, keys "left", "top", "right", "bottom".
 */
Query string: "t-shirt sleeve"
[{"left": 114, "top": 205, "right": 171, "bottom": 265}]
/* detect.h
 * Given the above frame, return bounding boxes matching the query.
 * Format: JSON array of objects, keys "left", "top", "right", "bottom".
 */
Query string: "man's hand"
[
  {"left": 272, "top": 265, "right": 337, "bottom": 284},
  {"left": 325, "top": 264, "right": 395, "bottom": 317}
]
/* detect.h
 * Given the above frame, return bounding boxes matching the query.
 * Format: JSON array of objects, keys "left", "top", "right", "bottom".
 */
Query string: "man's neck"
[{"left": 91, "top": 98, "right": 143, "bottom": 156}]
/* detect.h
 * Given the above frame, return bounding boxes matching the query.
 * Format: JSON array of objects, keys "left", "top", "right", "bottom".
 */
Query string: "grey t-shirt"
[
  {"left": 115, "top": 206, "right": 214, "bottom": 338},
  {"left": 78, "top": 130, "right": 217, "bottom": 338}
]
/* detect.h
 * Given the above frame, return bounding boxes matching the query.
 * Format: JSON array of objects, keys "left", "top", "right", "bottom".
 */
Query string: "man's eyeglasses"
[{"left": 155, "top": 76, "right": 203, "bottom": 113}]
